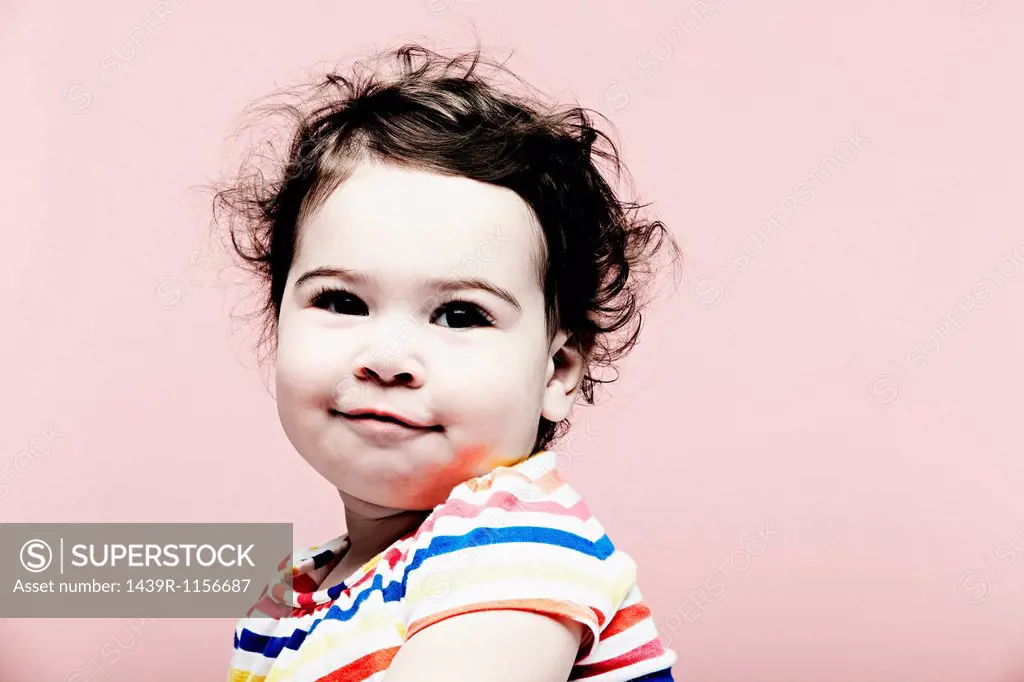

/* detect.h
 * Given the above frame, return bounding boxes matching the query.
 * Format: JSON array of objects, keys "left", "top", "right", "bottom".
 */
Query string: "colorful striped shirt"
[{"left": 228, "top": 450, "right": 677, "bottom": 681}]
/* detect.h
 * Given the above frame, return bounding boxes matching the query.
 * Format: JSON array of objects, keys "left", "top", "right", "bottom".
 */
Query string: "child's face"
[{"left": 274, "top": 159, "right": 579, "bottom": 511}]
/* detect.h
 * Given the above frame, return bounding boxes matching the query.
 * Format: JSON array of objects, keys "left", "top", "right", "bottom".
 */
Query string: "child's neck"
[{"left": 338, "top": 495, "right": 432, "bottom": 567}]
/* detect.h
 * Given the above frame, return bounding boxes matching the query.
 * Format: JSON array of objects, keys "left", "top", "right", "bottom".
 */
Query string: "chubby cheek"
[
  {"left": 445, "top": 351, "right": 544, "bottom": 448},
  {"left": 276, "top": 331, "right": 341, "bottom": 406},
  {"left": 274, "top": 342, "right": 344, "bottom": 467}
]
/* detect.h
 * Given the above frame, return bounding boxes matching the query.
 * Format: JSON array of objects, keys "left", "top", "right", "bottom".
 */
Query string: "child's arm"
[{"left": 383, "top": 609, "right": 584, "bottom": 682}]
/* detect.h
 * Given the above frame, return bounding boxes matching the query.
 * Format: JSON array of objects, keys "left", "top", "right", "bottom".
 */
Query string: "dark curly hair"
[{"left": 207, "top": 41, "right": 683, "bottom": 452}]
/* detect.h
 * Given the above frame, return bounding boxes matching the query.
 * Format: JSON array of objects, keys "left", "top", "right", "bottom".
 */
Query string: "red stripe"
[
  {"left": 293, "top": 573, "right": 319, "bottom": 593},
  {"left": 602, "top": 602, "right": 651, "bottom": 639},
  {"left": 345, "top": 568, "right": 376, "bottom": 592},
  {"left": 414, "top": 492, "right": 592, "bottom": 540},
  {"left": 407, "top": 598, "right": 600, "bottom": 640},
  {"left": 572, "top": 638, "right": 665, "bottom": 679},
  {"left": 315, "top": 646, "right": 400, "bottom": 681}
]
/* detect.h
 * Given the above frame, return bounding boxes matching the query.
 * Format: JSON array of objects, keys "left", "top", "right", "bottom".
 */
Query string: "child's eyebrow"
[{"left": 294, "top": 266, "right": 522, "bottom": 312}]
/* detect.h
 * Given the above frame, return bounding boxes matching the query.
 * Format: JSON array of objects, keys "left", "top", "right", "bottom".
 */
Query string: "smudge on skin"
[
  {"left": 420, "top": 443, "right": 491, "bottom": 505},
  {"left": 391, "top": 443, "right": 536, "bottom": 509},
  {"left": 409, "top": 443, "right": 505, "bottom": 507}
]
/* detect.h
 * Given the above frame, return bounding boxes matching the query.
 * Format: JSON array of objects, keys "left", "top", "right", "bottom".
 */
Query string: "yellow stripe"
[
  {"left": 262, "top": 605, "right": 404, "bottom": 680},
  {"left": 406, "top": 551, "right": 636, "bottom": 614}
]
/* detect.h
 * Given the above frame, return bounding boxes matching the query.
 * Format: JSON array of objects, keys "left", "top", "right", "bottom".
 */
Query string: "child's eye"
[
  {"left": 432, "top": 301, "right": 496, "bottom": 329},
  {"left": 307, "top": 287, "right": 494, "bottom": 328},
  {"left": 309, "top": 287, "right": 368, "bottom": 315}
]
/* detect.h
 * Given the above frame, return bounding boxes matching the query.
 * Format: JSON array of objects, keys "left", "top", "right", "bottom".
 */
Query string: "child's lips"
[
  {"left": 333, "top": 408, "right": 442, "bottom": 430},
  {"left": 330, "top": 409, "right": 444, "bottom": 443}
]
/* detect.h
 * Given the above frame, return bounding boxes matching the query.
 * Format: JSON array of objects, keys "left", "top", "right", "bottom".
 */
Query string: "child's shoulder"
[
  {"left": 406, "top": 449, "right": 633, "bottom": 575},
  {"left": 449, "top": 449, "right": 569, "bottom": 503}
]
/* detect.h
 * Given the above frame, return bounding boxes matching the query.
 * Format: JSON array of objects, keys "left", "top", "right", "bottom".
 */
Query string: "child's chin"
[{"left": 343, "top": 460, "right": 452, "bottom": 499}]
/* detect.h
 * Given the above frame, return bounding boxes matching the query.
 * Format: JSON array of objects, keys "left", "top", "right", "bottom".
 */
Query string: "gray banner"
[{"left": 0, "top": 523, "right": 293, "bottom": 618}]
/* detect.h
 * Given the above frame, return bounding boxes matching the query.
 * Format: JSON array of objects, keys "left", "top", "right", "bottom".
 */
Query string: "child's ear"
[{"left": 541, "top": 329, "right": 586, "bottom": 423}]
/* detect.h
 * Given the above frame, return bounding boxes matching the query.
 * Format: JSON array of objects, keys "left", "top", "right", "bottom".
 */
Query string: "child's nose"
[
  {"left": 356, "top": 363, "right": 420, "bottom": 388},
  {"left": 350, "top": 320, "right": 426, "bottom": 388}
]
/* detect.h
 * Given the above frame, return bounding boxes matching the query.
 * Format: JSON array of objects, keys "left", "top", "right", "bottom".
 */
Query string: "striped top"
[{"left": 228, "top": 450, "right": 677, "bottom": 681}]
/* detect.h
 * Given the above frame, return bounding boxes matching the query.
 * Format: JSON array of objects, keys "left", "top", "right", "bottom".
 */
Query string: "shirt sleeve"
[{"left": 401, "top": 464, "right": 638, "bottom": 661}]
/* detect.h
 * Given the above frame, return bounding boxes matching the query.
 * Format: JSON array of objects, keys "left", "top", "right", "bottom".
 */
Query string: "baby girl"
[{"left": 215, "top": 42, "right": 682, "bottom": 682}]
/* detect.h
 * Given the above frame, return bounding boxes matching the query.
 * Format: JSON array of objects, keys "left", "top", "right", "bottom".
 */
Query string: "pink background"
[{"left": 2, "top": 0, "right": 1023, "bottom": 680}]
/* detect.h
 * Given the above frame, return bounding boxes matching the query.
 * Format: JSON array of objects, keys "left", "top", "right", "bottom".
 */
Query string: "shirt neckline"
[{"left": 273, "top": 449, "right": 558, "bottom": 609}]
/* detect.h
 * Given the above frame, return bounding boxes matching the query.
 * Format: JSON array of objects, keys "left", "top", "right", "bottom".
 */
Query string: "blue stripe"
[
  {"left": 311, "top": 547, "right": 338, "bottom": 569},
  {"left": 404, "top": 526, "right": 615, "bottom": 581},
  {"left": 627, "top": 667, "right": 675, "bottom": 681},
  {"left": 234, "top": 525, "right": 614, "bottom": 655},
  {"left": 237, "top": 627, "right": 308, "bottom": 657}
]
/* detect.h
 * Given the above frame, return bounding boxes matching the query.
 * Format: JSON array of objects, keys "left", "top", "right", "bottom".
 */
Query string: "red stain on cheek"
[
  {"left": 396, "top": 444, "right": 535, "bottom": 508},
  {"left": 457, "top": 443, "right": 493, "bottom": 472},
  {"left": 436, "top": 443, "right": 491, "bottom": 486},
  {"left": 402, "top": 444, "right": 496, "bottom": 507}
]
